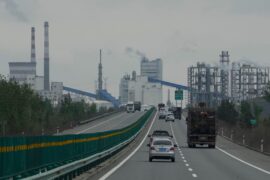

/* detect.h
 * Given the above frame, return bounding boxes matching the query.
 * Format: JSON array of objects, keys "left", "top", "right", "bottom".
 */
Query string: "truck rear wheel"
[{"left": 188, "top": 144, "right": 194, "bottom": 148}]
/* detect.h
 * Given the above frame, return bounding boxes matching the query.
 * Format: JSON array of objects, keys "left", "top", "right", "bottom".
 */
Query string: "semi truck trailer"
[{"left": 186, "top": 103, "right": 216, "bottom": 148}]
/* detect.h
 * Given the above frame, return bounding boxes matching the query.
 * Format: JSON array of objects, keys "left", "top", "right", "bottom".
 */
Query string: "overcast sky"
[{"left": 1, "top": 0, "right": 270, "bottom": 99}]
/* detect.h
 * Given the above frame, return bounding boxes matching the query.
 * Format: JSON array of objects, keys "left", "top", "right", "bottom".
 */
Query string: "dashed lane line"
[{"left": 170, "top": 122, "right": 199, "bottom": 178}]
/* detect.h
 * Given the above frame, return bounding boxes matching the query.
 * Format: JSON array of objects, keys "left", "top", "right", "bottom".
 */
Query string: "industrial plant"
[
  {"left": 8, "top": 22, "right": 63, "bottom": 105},
  {"left": 187, "top": 51, "right": 270, "bottom": 107},
  {"left": 119, "top": 58, "right": 163, "bottom": 106}
]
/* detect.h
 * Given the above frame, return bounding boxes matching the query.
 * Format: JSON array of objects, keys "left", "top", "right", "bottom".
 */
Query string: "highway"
[
  {"left": 59, "top": 111, "right": 146, "bottom": 135},
  {"left": 100, "top": 112, "right": 270, "bottom": 180}
]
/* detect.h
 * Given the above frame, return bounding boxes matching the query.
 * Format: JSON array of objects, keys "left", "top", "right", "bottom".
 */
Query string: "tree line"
[
  {"left": 217, "top": 83, "right": 270, "bottom": 128},
  {"left": 0, "top": 75, "right": 111, "bottom": 136}
]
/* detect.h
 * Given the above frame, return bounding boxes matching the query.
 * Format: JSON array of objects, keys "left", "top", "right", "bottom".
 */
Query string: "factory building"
[
  {"left": 9, "top": 62, "right": 36, "bottom": 85},
  {"left": 187, "top": 51, "right": 270, "bottom": 107},
  {"left": 128, "top": 75, "right": 162, "bottom": 106},
  {"left": 37, "top": 82, "right": 63, "bottom": 106},
  {"left": 231, "top": 63, "right": 270, "bottom": 102},
  {"left": 9, "top": 27, "right": 37, "bottom": 86},
  {"left": 119, "top": 57, "right": 163, "bottom": 106},
  {"left": 140, "top": 58, "right": 163, "bottom": 80},
  {"left": 8, "top": 22, "right": 63, "bottom": 105},
  {"left": 119, "top": 74, "right": 131, "bottom": 105}
]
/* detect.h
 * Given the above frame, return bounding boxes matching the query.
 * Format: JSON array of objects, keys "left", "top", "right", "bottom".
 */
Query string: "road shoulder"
[{"left": 217, "top": 136, "right": 270, "bottom": 172}]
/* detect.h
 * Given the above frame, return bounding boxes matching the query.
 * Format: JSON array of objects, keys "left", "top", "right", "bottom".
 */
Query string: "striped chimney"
[
  {"left": 44, "top": 21, "right": 50, "bottom": 90},
  {"left": 31, "top": 27, "right": 36, "bottom": 63}
]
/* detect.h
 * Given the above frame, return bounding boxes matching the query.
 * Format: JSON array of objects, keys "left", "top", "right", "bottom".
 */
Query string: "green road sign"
[
  {"left": 175, "top": 89, "right": 183, "bottom": 100},
  {"left": 250, "top": 119, "right": 257, "bottom": 125}
]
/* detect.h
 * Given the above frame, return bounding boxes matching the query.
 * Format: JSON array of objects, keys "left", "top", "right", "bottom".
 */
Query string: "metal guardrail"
[
  {"left": 26, "top": 110, "right": 154, "bottom": 180},
  {"left": 219, "top": 129, "right": 270, "bottom": 156}
]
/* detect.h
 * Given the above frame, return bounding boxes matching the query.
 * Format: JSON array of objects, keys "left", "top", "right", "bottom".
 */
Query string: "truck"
[
  {"left": 134, "top": 101, "right": 141, "bottom": 111},
  {"left": 158, "top": 103, "right": 165, "bottom": 111},
  {"left": 173, "top": 107, "right": 182, "bottom": 120},
  {"left": 126, "top": 102, "right": 135, "bottom": 113},
  {"left": 186, "top": 103, "right": 216, "bottom": 148}
]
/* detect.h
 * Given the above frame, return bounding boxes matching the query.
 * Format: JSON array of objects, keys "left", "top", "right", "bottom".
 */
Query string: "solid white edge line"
[
  {"left": 169, "top": 122, "right": 179, "bottom": 147},
  {"left": 76, "top": 113, "right": 127, "bottom": 134},
  {"left": 99, "top": 111, "right": 158, "bottom": 180},
  {"left": 216, "top": 146, "right": 270, "bottom": 175}
]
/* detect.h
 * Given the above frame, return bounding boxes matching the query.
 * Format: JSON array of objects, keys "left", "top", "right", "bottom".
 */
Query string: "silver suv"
[{"left": 148, "top": 137, "right": 177, "bottom": 162}]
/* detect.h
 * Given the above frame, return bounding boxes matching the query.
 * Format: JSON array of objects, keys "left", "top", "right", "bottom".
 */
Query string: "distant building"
[
  {"left": 119, "top": 74, "right": 131, "bottom": 105},
  {"left": 128, "top": 76, "right": 162, "bottom": 106},
  {"left": 34, "top": 76, "right": 44, "bottom": 90},
  {"left": 8, "top": 22, "right": 64, "bottom": 105},
  {"left": 93, "top": 100, "right": 113, "bottom": 111},
  {"left": 9, "top": 62, "right": 36, "bottom": 85},
  {"left": 140, "top": 58, "right": 162, "bottom": 80},
  {"left": 38, "top": 82, "right": 63, "bottom": 106}
]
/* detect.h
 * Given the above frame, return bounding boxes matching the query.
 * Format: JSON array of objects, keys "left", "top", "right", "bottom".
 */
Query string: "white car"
[
  {"left": 159, "top": 108, "right": 167, "bottom": 119},
  {"left": 165, "top": 113, "right": 175, "bottom": 122},
  {"left": 141, "top": 104, "right": 150, "bottom": 111},
  {"left": 148, "top": 137, "right": 177, "bottom": 162}
]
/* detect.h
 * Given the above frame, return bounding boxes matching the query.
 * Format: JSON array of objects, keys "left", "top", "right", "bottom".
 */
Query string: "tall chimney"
[
  {"left": 98, "top": 49, "right": 103, "bottom": 91},
  {"left": 31, "top": 27, "right": 36, "bottom": 63},
  {"left": 44, "top": 21, "right": 50, "bottom": 90}
]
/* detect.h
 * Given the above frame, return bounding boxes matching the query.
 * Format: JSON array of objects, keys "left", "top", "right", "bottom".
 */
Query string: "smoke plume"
[
  {"left": 125, "top": 47, "right": 148, "bottom": 60},
  {"left": 0, "top": 0, "right": 28, "bottom": 22}
]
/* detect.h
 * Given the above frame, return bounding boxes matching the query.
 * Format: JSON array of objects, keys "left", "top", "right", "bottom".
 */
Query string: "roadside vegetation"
[
  {"left": 217, "top": 84, "right": 270, "bottom": 153},
  {"left": 0, "top": 75, "right": 111, "bottom": 136}
]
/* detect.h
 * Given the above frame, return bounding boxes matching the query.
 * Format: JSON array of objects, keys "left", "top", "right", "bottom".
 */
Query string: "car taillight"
[
  {"left": 150, "top": 146, "right": 155, "bottom": 150},
  {"left": 170, "top": 147, "right": 175, "bottom": 151}
]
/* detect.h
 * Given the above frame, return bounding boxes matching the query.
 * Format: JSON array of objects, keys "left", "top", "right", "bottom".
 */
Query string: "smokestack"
[
  {"left": 31, "top": 27, "right": 36, "bottom": 63},
  {"left": 98, "top": 49, "right": 103, "bottom": 91},
  {"left": 44, "top": 21, "right": 50, "bottom": 91}
]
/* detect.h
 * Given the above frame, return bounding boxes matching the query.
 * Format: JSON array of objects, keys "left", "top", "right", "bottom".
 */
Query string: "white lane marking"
[
  {"left": 99, "top": 111, "right": 158, "bottom": 180},
  {"left": 188, "top": 168, "right": 193, "bottom": 171},
  {"left": 170, "top": 122, "right": 199, "bottom": 178},
  {"left": 76, "top": 113, "right": 127, "bottom": 134},
  {"left": 109, "top": 112, "right": 144, "bottom": 129},
  {"left": 216, "top": 146, "right": 270, "bottom": 175},
  {"left": 183, "top": 160, "right": 187, "bottom": 163}
]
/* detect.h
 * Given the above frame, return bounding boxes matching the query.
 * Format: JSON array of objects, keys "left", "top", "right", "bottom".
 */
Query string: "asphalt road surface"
[
  {"left": 101, "top": 112, "right": 270, "bottom": 180},
  {"left": 59, "top": 111, "right": 146, "bottom": 135}
]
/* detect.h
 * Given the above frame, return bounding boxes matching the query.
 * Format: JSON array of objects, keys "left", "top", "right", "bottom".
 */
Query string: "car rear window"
[
  {"left": 153, "top": 131, "right": 169, "bottom": 136},
  {"left": 153, "top": 140, "right": 172, "bottom": 145}
]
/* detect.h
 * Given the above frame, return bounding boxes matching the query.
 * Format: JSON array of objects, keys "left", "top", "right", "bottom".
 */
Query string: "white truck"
[{"left": 126, "top": 102, "right": 135, "bottom": 113}]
